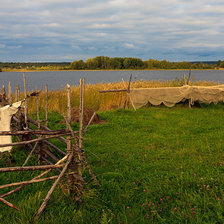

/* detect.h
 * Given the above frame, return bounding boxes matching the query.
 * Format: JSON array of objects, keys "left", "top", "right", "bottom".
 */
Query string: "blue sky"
[{"left": 0, "top": 0, "right": 224, "bottom": 62}]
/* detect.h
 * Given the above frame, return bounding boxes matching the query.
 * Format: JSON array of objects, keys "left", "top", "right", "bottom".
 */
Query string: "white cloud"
[
  {"left": 124, "top": 43, "right": 137, "bottom": 49},
  {"left": 0, "top": 0, "right": 224, "bottom": 61}
]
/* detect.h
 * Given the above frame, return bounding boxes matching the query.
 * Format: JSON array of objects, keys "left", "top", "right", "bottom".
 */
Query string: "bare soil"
[{"left": 70, "top": 107, "right": 105, "bottom": 125}]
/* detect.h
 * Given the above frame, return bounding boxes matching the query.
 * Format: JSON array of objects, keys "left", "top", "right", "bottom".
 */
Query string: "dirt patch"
[{"left": 70, "top": 107, "right": 106, "bottom": 125}]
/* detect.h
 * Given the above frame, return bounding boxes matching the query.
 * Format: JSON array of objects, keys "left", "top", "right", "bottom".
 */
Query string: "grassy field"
[{"left": 0, "top": 104, "right": 224, "bottom": 223}]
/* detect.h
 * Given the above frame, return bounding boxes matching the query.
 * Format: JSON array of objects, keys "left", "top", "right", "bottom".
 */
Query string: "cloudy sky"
[{"left": 0, "top": 0, "right": 224, "bottom": 62}]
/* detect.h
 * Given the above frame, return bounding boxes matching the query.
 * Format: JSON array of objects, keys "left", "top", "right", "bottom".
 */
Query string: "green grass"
[{"left": 0, "top": 104, "right": 224, "bottom": 223}]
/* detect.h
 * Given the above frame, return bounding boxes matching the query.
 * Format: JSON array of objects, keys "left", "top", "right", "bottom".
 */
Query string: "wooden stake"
[
  {"left": 2, "top": 85, "right": 6, "bottom": 102},
  {"left": 121, "top": 75, "right": 136, "bottom": 111},
  {"left": 34, "top": 153, "right": 73, "bottom": 221},
  {"left": 122, "top": 74, "right": 132, "bottom": 109},
  {"left": 35, "top": 87, "right": 42, "bottom": 164},
  {"left": 79, "top": 78, "right": 85, "bottom": 149},
  {"left": 23, "top": 72, "right": 28, "bottom": 129},
  {"left": 36, "top": 88, "right": 40, "bottom": 129},
  {"left": 64, "top": 115, "right": 99, "bottom": 186},
  {"left": 8, "top": 81, "right": 12, "bottom": 105},
  {"left": 16, "top": 85, "right": 20, "bottom": 101},
  {"left": 45, "top": 84, "right": 48, "bottom": 127},
  {"left": 66, "top": 84, "right": 72, "bottom": 153}
]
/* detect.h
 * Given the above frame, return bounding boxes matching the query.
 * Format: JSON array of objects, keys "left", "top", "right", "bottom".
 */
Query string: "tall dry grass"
[{"left": 21, "top": 79, "right": 220, "bottom": 113}]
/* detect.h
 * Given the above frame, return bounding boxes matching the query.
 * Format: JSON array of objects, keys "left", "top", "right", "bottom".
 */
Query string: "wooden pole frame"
[
  {"left": 99, "top": 74, "right": 136, "bottom": 111},
  {"left": 0, "top": 79, "right": 98, "bottom": 222}
]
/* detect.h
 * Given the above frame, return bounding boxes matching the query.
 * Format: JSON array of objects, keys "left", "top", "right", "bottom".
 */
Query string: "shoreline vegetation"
[
  {"left": 23, "top": 79, "right": 221, "bottom": 113},
  {"left": 1, "top": 57, "right": 224, "bottom": 71}
]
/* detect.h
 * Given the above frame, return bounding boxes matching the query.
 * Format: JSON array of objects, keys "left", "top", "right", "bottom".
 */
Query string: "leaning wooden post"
[
  {"left": 45, "top": 84, "right": 48, "bottom": 127},
  {"left": 36, "top": 88, "right": 40, "bottom": 129},
  {"left": 79, "top": 78, "right": 85, "bottom": 149},
  {"left": 36, "top": 88, "right": 41, "bottom": 165},
  {"left": 122, "top": 74, "right": 132, "bottom": 109},
  {"left": 23, "top": 73, "right": 28, "bottom": 129},
  {"left": 8, "top": 81, "right": 12, "bottom": 105},
  {"left": 2, "top": 85, "right": 6, "bottom": 99},
  {"left": 33, "top": 154, "right": 73, "bottom": 222},
  {"left": 17, "top": 85, "right": 20, "bottom": 101},
  {"left": 15, "top": 85, "right": 18, "bottom": 102},
  {"left": 66, "top": 84, "right": 72, "bottom": 153}
]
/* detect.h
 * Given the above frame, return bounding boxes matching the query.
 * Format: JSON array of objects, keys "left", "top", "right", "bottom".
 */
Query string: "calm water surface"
[{"left": 0, "top": 70, "right": 224, "bottom": 91}]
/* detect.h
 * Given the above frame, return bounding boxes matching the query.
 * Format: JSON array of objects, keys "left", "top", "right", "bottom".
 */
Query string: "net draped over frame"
[{"left": 130, "top": 85, "right": 224, "bottom": 109}]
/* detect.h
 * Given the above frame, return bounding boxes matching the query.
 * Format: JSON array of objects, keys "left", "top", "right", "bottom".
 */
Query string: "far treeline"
[
  {"left": 1, "top": 57, "right": 224, "bottom": 71},
  {"left": 70, "top": 57, "right": 224, "bottom": 70}
]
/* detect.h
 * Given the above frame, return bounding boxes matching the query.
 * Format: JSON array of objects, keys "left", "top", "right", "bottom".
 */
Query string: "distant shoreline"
[{"left": 2, "top": 68, "right": 223, "bottom": 72}]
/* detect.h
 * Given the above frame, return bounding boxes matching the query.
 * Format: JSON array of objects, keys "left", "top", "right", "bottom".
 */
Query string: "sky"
[{"left": 0, "top": 0, "right": 224, "bottom": 62}]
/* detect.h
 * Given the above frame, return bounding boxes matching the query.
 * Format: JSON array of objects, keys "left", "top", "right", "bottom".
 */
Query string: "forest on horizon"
[{"left": 1, "top": 57, "right": 224, "bottom": 71}]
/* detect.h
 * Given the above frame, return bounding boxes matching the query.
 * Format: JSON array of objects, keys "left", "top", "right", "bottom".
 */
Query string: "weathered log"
[{"left": 0, "top": 164, "right": 64, "bottom": 173}]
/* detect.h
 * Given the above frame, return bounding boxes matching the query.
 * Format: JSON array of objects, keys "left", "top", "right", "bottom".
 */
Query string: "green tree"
[
  {"left": 70, "top": 60, "right": 86, "bottom": 70},
  {"left": 108, "top": 58, "right": 123, "bottom": 69},
  {"left": 123, "top": 57, "right": 144, "bottom": 69}
]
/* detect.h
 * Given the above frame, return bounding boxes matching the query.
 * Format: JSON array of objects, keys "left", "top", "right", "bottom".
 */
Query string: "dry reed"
[{"left": 21, "top": 80, "right": 220, "bottom": 113}]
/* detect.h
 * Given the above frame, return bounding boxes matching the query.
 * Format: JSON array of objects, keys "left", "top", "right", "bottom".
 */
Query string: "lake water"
[{"left": 0, "top": 70, "right": 224, "bottom": 91}]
